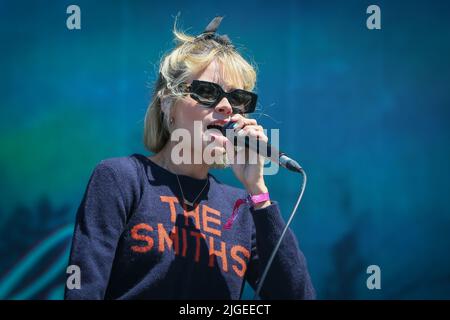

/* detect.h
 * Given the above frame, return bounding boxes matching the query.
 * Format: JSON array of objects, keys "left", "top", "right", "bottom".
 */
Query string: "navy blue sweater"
[{"left": 64, "top": 153, "right": 315, "bottom": 300}]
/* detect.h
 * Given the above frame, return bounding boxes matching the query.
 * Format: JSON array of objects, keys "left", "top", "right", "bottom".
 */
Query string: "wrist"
[
  {"left": 245, "top": 184, "right": 271, "bottom": 209},
  {"left": 245, "top": 182, "right": 268, "bottom": 195}
]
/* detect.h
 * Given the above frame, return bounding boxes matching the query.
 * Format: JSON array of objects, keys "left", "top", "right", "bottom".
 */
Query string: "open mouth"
[
  {"left": 206, "top": 124, "right": 226, "bottom": 135},
  {"left": 206, "top": 119, "right": 229, "bottom": 136},
  {"left": 204, "top": 120, "right": 231, "bottom": 147}
]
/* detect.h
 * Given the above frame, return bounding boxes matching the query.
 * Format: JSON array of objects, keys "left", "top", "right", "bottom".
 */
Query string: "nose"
[{"left": 214, "top": 97, "right": 233, "bottom": 116}]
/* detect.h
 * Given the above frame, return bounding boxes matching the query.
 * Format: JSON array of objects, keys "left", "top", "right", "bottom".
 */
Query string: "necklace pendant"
[{"left": 183, "top": 198, "right": 194, "bottom": 207}]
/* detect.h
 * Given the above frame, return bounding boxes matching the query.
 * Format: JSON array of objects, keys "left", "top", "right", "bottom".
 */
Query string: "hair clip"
[{"left": 196, "top": 16, "right": 233, "bottom": 47}]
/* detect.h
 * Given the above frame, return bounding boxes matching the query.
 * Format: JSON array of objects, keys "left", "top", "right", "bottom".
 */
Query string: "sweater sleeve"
[
  {"left": 244, "top": 201, "right": 316, "bottom": 300},
  {"left": 64, "top": 162, "right": 128, "bottom": 300}
]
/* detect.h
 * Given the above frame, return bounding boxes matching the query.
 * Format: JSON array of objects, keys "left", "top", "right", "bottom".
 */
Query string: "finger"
[
  {"left": 239, "top": 125, "right": 268, "bottom": 143},
  {"left": 239, "top": 124, "right": 264, "bottom": 135},
  {"left": 230, "top": 114, "right": 245, "bottom": 122},
  {"left": 236, "top": 120, "right": 257, "bottom": 131},
  {"left": 231, "top": 117, "right": 258, "bottom": 131},
  {"left": 254, "top": 125, "right": 264, "bottom": 132}
]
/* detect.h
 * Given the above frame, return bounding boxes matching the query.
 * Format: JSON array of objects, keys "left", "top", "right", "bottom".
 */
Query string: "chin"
[
  {"left": 206, "top": 149, "right": 231, "bottom": 170},
  {"left": 209, "top": 161, "right": 230, "bottom": 170}
]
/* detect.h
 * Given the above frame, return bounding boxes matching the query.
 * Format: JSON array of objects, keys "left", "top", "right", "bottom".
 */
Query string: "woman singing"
[{"left": 65, "top": 16, "right": 315, "bottom": 300}]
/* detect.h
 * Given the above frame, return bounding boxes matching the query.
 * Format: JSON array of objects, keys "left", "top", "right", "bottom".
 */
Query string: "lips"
[
  {"left": 204, "top": 120, "right": 231, "bottom": 146},
  {"left": 207, "top": 119, "right": 228, "bottom": 128}
]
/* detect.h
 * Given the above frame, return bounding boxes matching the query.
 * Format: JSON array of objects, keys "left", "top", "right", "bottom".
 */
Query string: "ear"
[{"left": 160, "top": 97, "right": 170, "bottom": 113}]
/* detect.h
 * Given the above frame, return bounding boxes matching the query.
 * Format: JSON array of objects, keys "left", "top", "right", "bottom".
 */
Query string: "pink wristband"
[
  {"left": 223, "top": 192, "right": 271, "bottom": 230},
  {"left": 247, "top": 192, "right": 270, "bottom": 206}
]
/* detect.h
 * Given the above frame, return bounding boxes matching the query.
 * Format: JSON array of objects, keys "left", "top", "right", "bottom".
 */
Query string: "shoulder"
[
  {"left": 88, "top": 155, "right": 149, "bottom": 212},
  {"left": 95, "top": 154, "right": 140, "bottom": 181},
  {"left": 88, "top": 154, "right": 144, "bottom": 207}
]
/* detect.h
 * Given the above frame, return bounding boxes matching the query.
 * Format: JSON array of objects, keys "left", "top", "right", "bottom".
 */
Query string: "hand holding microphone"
[
  {"left": 207, "top": 114, "right": 302, "bottom": 174},
  {"left": 207, "top": 114, "right": 307, "bottom": 299},
  {"left": 208, "top": 114, "right": 270, "bottom": 195}
]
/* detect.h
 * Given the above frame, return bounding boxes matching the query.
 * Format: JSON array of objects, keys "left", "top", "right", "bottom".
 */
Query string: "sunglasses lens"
[
  {"left": 188, "top": 81, "right": 256, "bottom": 113},
  {"left": 191, "top": 82, "right": 221, "bottom": 106},
  {"left": 228, "top": 91, "right": 255, "bottom": 113}
]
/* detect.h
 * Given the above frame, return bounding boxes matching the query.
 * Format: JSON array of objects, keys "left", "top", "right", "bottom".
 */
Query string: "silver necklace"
[{"left": 175, "top": 174, "right": 209, "bottom": 207}]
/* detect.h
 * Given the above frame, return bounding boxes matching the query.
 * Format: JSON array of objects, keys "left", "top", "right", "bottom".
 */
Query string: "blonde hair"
[{"left": 143, "top": 19, "right": 257, "bottom": 153}]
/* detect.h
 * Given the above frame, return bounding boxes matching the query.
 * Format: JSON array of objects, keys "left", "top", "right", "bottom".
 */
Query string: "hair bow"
[{"left": 196, "top": 16, "right": 233, "bottom": 46}]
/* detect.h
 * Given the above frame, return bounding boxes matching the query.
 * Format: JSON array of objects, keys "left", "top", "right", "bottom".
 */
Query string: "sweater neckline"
[{"left": 132, "top": 153, "right": 211, "bottom": 188}]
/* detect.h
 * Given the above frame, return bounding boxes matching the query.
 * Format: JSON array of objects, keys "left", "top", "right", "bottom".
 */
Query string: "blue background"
[{"left": 1, "top": 0, "right": 449, "bottom": 299}]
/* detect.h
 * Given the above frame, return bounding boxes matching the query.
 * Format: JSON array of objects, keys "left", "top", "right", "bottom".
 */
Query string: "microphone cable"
[{"left": 252, "top": 167, "right": 307, "bottom": 300}]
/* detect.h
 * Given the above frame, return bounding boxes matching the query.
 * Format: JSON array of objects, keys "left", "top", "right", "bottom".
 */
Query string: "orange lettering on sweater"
[
  {"left": 129, "top": 197, "right": 251, "bottom": 279},
  {"left": 231, "top": 245, "right": 250, "bottom": 278},
  {"left": 131, "top": 223, "right": 154, "bottom": 253},
  {"left": 158, "top": 223, "right": 179, "bottom": 254},
  {"left": 209, "top": 237, "right": 228, "bottom": 272},
  {"left": 190, "top": 231, "right": 207, "bottom": 263},
  {"left": 202, "top": 205, "right": 222, "bottom": 237},
  {"left": 181, "top": 227, "right": 188, "bottom": 257},
  {"left": 160, "top": 196, "right": 178, "bottom": 223},
  {"left": 184, "top": 205, "right": 200, "bottom": 229}
]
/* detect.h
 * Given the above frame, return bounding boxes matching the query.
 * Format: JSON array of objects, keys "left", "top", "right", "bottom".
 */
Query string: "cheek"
[
  {"left": 175, "top": 100, "right": 210, "bottom": 136},
  {"left": 176, "top": 99, "right": 206, "bottom": 122}
]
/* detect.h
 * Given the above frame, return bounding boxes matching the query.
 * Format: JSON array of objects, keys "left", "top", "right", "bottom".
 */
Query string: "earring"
[{"left": 169, "top": 117, "right": 174, "bottom": 125}]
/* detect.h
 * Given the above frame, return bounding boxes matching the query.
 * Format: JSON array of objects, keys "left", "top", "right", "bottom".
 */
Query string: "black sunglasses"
[{"left": 183, "top": 80, "right": 257, "bottom": 114}]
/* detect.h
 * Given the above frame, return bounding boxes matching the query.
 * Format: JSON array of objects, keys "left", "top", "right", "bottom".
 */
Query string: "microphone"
[{"left": 207, "top": 121, "right": 303, "bottom": 173}]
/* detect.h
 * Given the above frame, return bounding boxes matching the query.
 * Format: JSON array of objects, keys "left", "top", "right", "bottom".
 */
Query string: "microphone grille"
[{"left": 223, "top": 121, "right": 238, "bottom": 131}]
